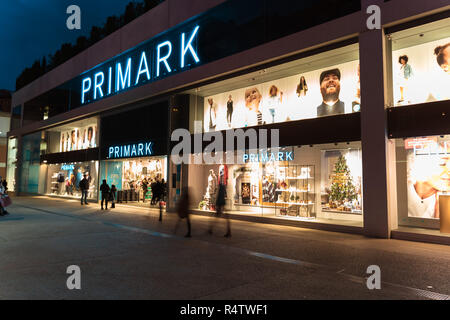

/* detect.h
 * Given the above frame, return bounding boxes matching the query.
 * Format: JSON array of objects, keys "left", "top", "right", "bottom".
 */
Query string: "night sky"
[{"left": 0, "top": 0, "right": 135, "bottom": 91}]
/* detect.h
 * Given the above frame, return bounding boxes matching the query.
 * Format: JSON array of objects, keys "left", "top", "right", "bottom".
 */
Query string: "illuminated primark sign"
[
  {"left": 80, "top": 25, "right": 200, "bottom": 105},
  {"left": 108, "top": 142, "right": 154, "bottom": 159},
  {"left": 244, "top": 151, "right": 294, "bottom": 163}
]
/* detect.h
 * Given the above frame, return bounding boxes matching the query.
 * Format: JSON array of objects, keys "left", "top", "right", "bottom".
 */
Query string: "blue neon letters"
[
  {"left": 61, "top": 164, "right": 75, "bottom": 170},
  {"left": 81, "top": 25, "right": 200, "bottom": 105},
  {"left": 108, "top": 142, "right": 154, "bottom": 159},
  {"left": 243, "top": 151, "right": 294, "bottom": 163}
]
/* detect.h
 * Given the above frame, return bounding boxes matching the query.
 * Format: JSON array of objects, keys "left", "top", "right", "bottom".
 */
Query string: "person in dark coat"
[
  {"left": 110, "top": 184, "right": 117, "bottom": 208},
  {"left": 150, "top": 180, "right": 157, "bottom": 205},
  {"left": 100, "top": 180, "right": 110, "bottom": 210},
  {"left": 141, "top": 178, "right": 148, "bottom": 203},
  {"left": 174, "top": 187, "right": 191, "bottom": 237},
  {"left": 208, "top": 183, "right": 231, "bottom": 237},
  {"left": 79, "top": 174, "right": 89, "bottom": 205}
]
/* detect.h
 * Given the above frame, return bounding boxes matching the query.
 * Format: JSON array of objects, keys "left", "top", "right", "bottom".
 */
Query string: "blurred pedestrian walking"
[
  {"left": 208, "top": 183, "right": 231, "bottom": 237},
  {"left": 174, "top": 187, "right": 191, "bottom": 238},
  {"left": 0, "top": 176, "right": 10, "bottom": 216}
]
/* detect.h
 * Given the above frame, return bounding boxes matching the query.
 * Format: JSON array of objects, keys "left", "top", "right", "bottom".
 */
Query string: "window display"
[
  {"left": 390, "top": 18, "right": 450, "bottom": 106},
  {"left": 6, "top": 138, "right": 17, "bottom": 192},
  {"left": 42, "top": 117, "right": 99, "bottom": 154},
  {"left": 405, "top": 137, "right": 449, "bottom": 219},
  {"left": 204, "top": 61, "right": 359, "bottom": 131},
  {"left": 60, "top": 124, "right": 98, "bottom": 152},
  {"left": 395, "top": 136, "right": 450, "bottom": 233},
  {"left": 321, "top": 149, "right": 362, "bottom": 214},
  {"left": 100, "top": 156, "right": 167, "bottom": 203},
  {"left": 198, "top": 45, "right": 360, "bottom": 132},
  {"left": 188, "top": 143, "right": 363, "bottom": 225},
  {"left": 45, "top": 161, "right": 98, "bottom": 199},
  {"left": 274, "top": 164, "right": 315, "bottom": 218}
]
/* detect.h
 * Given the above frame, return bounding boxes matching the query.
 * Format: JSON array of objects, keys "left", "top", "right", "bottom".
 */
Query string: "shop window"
[
  {"left": 18, "top": 132, "right": 41, "bottom": 194},
  {"left": 43, "top": 117, "right": 99, "bottom": 154},
  {"left": 100, "top": 156, "right": 167, "bottom": 204},
  {"left": 389, "top": 17, "right": 450, "bottom": 106},
  {"left": 186, "top": 142, "right": 363, "bottom": 226},
  {"left": 45, "top": 161, "right": 99, "bottom": 200},
  {"left": 187, "top": 43, "right": 360, "bottom": 133},
  {"left": 6, "top": 138, "right": 17, "bottom": 192},
  {"left": 395, "top": 136, "right": 450, "bottom": 233}
]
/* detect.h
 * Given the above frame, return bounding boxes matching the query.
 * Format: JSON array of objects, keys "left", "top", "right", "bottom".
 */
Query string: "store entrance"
[{"left": 100, "top": 156, "right": 167, "bottom": 207}]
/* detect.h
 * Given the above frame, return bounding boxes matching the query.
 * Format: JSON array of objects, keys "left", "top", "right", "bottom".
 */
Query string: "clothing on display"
[
  {"left": 46, "top": 162, "right": 98, "bottom": 199},
  {"left": 226, "top": 99, "right": 233, "bottom": 126},
  {"left": 208, "top": 99, "right": 217, "bottom": 131},
  {"left": 102, "top": 157, "right": 167, "bottom": 203},
  {"left": 316, "top": 100, "right": 345, "bottom": 117}
]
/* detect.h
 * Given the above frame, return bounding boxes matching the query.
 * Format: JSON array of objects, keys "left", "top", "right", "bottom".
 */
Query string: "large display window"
[
  {"left": 389, "top": 17, "right": 450, "bottom": 106},
  {"left": 100, "top": 156, "right": 167, "bottom": 203},
  {"left": 44, "top": 161, "right": 99, "bottom": 200},
  {"left": 186, "top": 142, "right": 363, "bottom": 225},
  {"left": 185, "top": 44, "right": 360, "bottom": 133},
  {"left": 44, "top": 117, "right": 99, "bottom": 154},
  {"left": 395, "top": 136, "right": 450, "bottom": 233},
  {"left": 6, "top": 138, "right": 17, "bottom": 192}
]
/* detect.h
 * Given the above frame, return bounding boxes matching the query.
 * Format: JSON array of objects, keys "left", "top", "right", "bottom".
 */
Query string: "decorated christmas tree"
[{"left": 330, "top": 155, "right": 357, "bottom": 206}]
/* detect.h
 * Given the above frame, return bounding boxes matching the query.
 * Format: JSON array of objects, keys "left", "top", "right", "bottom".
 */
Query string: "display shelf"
[
  {"left": 277, "top": 201, "right": 314, "bottom": 206},
  {"left": 286, "top": 176, "right": 313, "bottom": 180},
  {"left": 275, "top": 164, "right": 315, "bottom": 218},
  {"left": 322, "top": 208, "right": 363, "bottom": 215},
  {"left": 276, "top": 189, "right": 313, "bottom": 193}
]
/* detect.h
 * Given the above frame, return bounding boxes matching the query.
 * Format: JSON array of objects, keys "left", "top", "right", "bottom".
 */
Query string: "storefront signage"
[
  {"left": 243, "top": 151, "right": 294, "bottom": 163},
  {"left": 80, "top": 25, "right": 200, "bottom": 105},
  {"left": 61, "top": 164, "right": 75, "bottom": 170},
  {"left": 108, "top": 142, "right": 154, "bottom": 159},
  {"left": 404, "top": 137, "right": 437, "bottom": 150}
]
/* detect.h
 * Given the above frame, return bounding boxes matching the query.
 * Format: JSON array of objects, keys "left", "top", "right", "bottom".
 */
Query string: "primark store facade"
[{"left": 7, "top": 0, "right": 450, "bottom": 244}]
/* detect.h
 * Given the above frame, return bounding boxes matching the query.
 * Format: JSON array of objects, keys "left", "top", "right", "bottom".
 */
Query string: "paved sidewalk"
[{"left": 0, "top": 196, "right": 449, "bottom": 300}]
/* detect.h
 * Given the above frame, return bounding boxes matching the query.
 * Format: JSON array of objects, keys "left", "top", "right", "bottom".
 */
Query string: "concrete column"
[{"left": 359, "top": 0, "right": 397, "bottom": 238}]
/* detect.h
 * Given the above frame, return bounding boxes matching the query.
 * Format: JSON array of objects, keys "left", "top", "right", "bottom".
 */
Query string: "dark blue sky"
[{"left": 0, "top": 0, "right": 136, "bottom": 91}]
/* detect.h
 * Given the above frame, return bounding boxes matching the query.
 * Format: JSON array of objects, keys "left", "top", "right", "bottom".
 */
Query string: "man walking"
[
  {"left": 100, "top": 179, "right": 110, "bottom": 210},
  {"left": 79, "top": 173, "right": 89, "bottom": 205}
]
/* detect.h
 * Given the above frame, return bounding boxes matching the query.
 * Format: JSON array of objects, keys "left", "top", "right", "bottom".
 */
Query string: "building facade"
[
  {"left": 7, "top": 0, "right": 450, "bottom": 244},
  {"left": 0, "top": 89, "right": 11, "bottom": 179}
]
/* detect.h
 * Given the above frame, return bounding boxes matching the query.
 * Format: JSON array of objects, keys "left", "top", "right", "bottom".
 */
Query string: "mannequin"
[
  {"left": 218, "top": 164, "right": 228, "bottom": 199},
  {"left": 218, "top": 164, "right": 228, "bottom": 185},
  {"left": 205, "top": 169, "right": 218, "bottom": 209}
]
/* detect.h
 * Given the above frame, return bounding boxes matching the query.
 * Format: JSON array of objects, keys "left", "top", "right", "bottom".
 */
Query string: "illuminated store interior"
[
  {"left": 185, "top": 43, "right": 361, "bottom": 133},
  {"left": 187, "top": 142, "right": 363, "bottom": 226},
  {"left": 395, "top": 135, "right": 450, "bottom": 234},
  {"left": 100, "top": 156, "right": 167, "bottom": 202},
  {"left": 389, "top": 17, "right": 449, "bottom": 107},
  {"left": 44, "top": 161, "right": 99, "bottom": 200}
]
